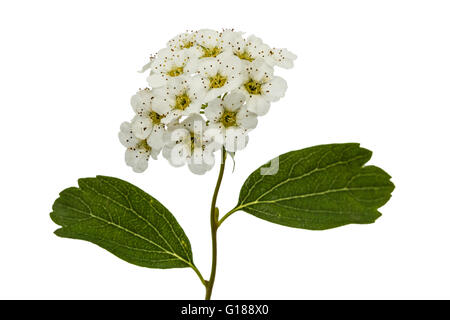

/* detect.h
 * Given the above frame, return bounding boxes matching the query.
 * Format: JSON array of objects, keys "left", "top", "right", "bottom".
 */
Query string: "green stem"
[{"left": 205, "top": 147, "right": 227, "bottom": 300}]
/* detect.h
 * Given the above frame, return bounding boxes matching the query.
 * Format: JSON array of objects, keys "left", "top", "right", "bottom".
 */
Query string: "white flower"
[
  {"left": 130, "top": 87, "right": 154, "bottom": 115},
  {"left": 118, "top": 122, "right": 160, "bottom": 173},
  {"left": 152, "top": 76, "right": 206, "bottom": 125},
  {"left": 163, "top": 114, "right": 218, "bottom": 175},
  {"left": 147, "top": 48, "right": 198, "bottom": 88},
  {"left": 196, "top": 54, "right": 243, "bottom": 102},
  {"left": 205, "top": 91, "right": 257, "bottom": 152},
  {"left": 166, "top": 29, "right": 231, "bottom": 60},
  {"left": 167, "top": 31, "right": 197, "bottom": 51},
  {"left": 129, "top": 89, "right": 169, "bottom": 150},
  {"left": 239, "top": 59, "right": 287, "bottom": 116},
  {"left": 266, "top": 47, "right": 297, "bottom": 69},
  {"left": 221, "top": 31, "right": 270, "bottom": 66},
  {"left": 222, "top": 31, "right": 297, "bottom": 69},
  {"left": 193, "top": 29, "right": 230, "bottom": 59}
]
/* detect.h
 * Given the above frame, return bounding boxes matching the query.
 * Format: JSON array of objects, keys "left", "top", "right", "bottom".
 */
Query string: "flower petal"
[
  {"left": 163, "top": 144, "right": 189, "bottom": 167},
  {"left": 205, "top": 123, "right": 225, "bottom": 147},
  {"left": 204, "top": 98, "right": 224, "bottom": 122},
  {"left": 223, "top": 91, "right": 246, "bottom": 112},
  {"left": 247, "top": 59, "right": 274, "bottom": 83},
  {"left": 196, "top": 29, "right": 222, "bottom": 49},
  {"left": 130, "top": 89, "right": 153, "bottom": 114},
  {"left": 188, "top": 162, "right": 211, "bottom": 175},
  {"left": 125, "top": 148, "right": 149, "bottom": 173},
  {"left": 147, "top": 124, "right": 165, "bottom": 150},
  {"left": 237, "top": 108, "right": 258, "bottom": 130},
  {"left": 119, "top": 122, "right": 139, "bottom": 148},
  {"left": 162, "top": 109, "right": 182, "bottom": 125},
  {"left": 224, "top": 127, "right": 248, "bottom": 152},
  {"left": 181, "top": 113, "right": 205, "bottom": 133},
  {"left": 262, "top": 76, "right": 287, "bottom": 102},
  {"left": 196, "top": 59, "right": 219, "bottom": 77},
  {"left": 246, "top": 95, "right": 270, "bottom": 116},
  {"left": 147, "top": 73, "right": 168, "bottom": 88},
  {"left": 218, "top": 55, "right": 242, "bottom": 77},
  {"left": 131, "top": 115, "right": 152, "bottom": 140}
]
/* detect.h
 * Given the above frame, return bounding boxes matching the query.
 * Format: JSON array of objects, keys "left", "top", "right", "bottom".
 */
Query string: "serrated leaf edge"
[{"left": 51, "top": 176, "right": 197, "bottom": 270}]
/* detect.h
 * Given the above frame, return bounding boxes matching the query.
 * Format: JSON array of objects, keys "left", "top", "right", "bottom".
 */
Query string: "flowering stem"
[{"left": 205, "top": 147, "right": 227, "bottom": 300}]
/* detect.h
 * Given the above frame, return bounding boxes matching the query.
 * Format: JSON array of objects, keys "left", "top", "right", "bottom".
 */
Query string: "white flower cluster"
[{"left": 119, "top": 29, "right": 296, "bottom": 174}]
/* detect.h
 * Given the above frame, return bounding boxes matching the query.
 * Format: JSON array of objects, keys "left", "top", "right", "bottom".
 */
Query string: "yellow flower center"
[
  {"left": 175, "top": 93, "right": 191, "bottom": 110},
  {"left": 209, "top": 73, "right": 228, "bottom": 88},
  {"left": 244, "top": 79, "right": 262, "bottom": 95},
  {"left": 137, "top": 139, "right": 151, "bottom": 151},
  {"left": 189, "top": 132, "right": 203, "bottom": 152},
  {"left": 167, "top": 66, "right": 184, "bottom": 77},
  {"left": 181, "top": 41, "right": 194, "bottom": 49},
  {"left": 235, "top": 50, "right": 254, "bottom": 62},
  {"left": 220, "top": 110, "right": 237, "bottom": 128},
  {"left": 150, "top": 111, "right": 164, "bottom": 124},
  {"left": 201, "top": 46, "right": 222, "bottom": 58}
]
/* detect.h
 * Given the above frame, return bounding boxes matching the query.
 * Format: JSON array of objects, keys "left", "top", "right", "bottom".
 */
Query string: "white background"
[{"left": 1, "top": 0, "right": 449, "bottom": 300}]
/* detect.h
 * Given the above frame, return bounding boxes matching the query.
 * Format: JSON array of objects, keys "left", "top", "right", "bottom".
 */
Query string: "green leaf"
[
  {"left": 50, "top": 175, "right": 195, "bottom": 269},
  {"left": 236, "top": 143, "right": 394, "bottom": 230}
]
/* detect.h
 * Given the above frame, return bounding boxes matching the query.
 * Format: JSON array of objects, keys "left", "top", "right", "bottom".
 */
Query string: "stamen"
[
  {"left": 201, "top": 46, "right": 222, "bottom": 58},
  {"left": 235, "top": 50, "right": 254, "bottom": 62},
  {"left": 189, "top": 132, "right": 202, "bottom": 152},
  {"left": 209, "top": 73, "right": 228, "bottom": 88},
  {"left": 137, "top": 139, "right": 151, "bottom": 151},
  {"left": 167, "top": 66, "right": 184, "bottom": 77},
  {"left": 175, "top": 93, "right": 191, "bottom": 110},
  {"left": 181, "top": 41, "right": 194, "bottom": 49},
  {"left": 150, "top": 111, "right": 164, "bottom": 124},
  {"left": 244, "top": 79, "right": 262, "bottom": 95},
  {"left": 220, "top": 110, "right": 237, "bottom": 128}
]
